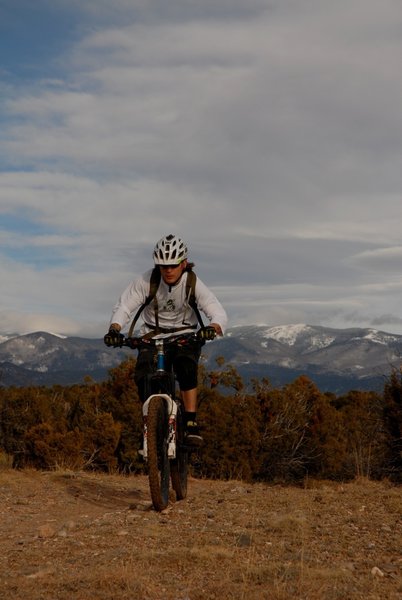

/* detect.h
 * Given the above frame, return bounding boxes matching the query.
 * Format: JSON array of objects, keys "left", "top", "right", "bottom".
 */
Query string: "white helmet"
[{"left": 153, "top": 234, "right": 188, "bottom": 265}]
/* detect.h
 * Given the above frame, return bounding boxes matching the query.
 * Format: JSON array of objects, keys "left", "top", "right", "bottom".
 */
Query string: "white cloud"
[
  {"left": 1, "top": 0, "right": 402, "bottom": 336},
  {"left": 349, "top": 247, "right": 402, "bottom": 271},
  {"left": 0, "top": 310, "right": 82, "bottom": 337}
]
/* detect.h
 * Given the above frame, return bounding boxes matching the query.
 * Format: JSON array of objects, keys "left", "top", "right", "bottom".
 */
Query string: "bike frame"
[{"left": 141, "top": 339, "right": 181, "bottom": 461}]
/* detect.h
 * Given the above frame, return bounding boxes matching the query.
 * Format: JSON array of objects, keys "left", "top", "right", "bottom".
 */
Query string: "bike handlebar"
[{"left": 106, "top": 327, "right": 217, "bottom": 349}]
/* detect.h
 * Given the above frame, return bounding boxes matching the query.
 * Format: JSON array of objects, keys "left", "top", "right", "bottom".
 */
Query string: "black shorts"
[{"left": 134, "top": 338, "right": 203, "bottom": 402}]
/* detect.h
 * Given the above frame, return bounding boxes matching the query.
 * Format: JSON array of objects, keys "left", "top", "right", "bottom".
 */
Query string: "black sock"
[{"left": 185, "top": 412, "right": 197, "bottom": 426}]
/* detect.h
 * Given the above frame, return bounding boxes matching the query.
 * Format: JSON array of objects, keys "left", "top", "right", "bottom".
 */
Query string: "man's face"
[{"left": 159, "top": 260, "right": 187, "bottom": 285}]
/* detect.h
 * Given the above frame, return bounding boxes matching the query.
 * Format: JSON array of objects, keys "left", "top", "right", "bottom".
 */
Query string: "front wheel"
[{"left": 147, "top": 396, "right": 170, "bottom": 511}]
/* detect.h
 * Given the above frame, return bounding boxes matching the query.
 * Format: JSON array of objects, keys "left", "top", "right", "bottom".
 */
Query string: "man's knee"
[
  {"left": 134, "top": 349, "right": 154, "bottom": 402},
  {"left": 174, "top": 356, "right": 198, "bottom": 391},
  {"left": 134, "top": 375, "right": 147, "bottom": 403}
]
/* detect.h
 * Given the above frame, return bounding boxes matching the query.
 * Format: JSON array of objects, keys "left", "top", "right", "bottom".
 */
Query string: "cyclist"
[{"left": 104, "top": 234, "right": 227, "bottom": 446}]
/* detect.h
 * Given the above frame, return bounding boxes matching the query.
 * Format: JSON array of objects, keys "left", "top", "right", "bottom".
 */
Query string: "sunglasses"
[{"left": 159, "top": 263, "right": 182, "bottom": 270}]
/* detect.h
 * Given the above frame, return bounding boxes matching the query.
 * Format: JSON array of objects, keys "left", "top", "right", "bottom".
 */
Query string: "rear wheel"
[
  {"left": 147, "top": 396, "right": 170, "bottom": 511},
  {"left": 170, "top": 406, "right": 188, "bottom": 500}
]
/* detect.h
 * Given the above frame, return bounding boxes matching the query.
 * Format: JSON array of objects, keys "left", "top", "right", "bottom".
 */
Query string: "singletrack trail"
[{"left": 0, "top": 469, "right": 401, "bottom": 599}]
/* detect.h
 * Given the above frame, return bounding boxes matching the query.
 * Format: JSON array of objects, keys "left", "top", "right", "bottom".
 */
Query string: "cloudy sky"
[{"left": 1, "top": 0, "right": 402, "bottom": 337}]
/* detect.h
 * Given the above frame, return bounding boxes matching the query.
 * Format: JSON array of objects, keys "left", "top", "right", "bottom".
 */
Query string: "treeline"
[{"left": 0, "top": 357, "right": 401, "bottom": 483}]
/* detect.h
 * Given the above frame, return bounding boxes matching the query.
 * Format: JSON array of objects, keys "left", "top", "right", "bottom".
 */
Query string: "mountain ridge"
[{"left": 0, "top": 324, "right": 401, "bottom": 393}]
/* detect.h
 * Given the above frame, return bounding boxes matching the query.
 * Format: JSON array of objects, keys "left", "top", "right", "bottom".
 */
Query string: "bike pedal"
[{"left": 184, "top": 434, "right": 204, "bottom": 449}]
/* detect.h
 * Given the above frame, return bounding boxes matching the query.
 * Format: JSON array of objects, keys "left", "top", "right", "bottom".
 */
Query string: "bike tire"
[
  {"left": 147, "top": 396, "right": 170, "bottom": 511},
  {"left": 170, "top": 406, "right": 188, "bottom": 500}
]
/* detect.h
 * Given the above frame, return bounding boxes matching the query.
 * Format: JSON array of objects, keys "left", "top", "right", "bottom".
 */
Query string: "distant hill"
[
  {"left": 0, "top": 324, "right": 401, "bottom": 393},
  {"left": 0, "top": 332, "right": 129, "bottom": 387},
  {"left": 202, "top": 324, "right": 402, "bottom": 393}
]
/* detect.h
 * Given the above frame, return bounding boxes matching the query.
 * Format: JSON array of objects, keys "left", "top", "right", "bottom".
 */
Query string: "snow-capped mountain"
[
  {"left": 202, "top": 324, "right": 402, "bottom": 392},
  {"left": 0, "top": 332, "right": 130, "bottom": 387},
  {"left": 0, "top": 325, "right": 401, "bottom": 393},
  {"left": 210, "top": 323, "right": 401, "bottom": 371}
]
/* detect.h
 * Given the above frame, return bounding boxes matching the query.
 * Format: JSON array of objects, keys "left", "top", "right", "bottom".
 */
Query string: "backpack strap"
[
  {"left": 127, "top": 268, "right": 161, "bottom": 338},
  {"left": 186, "top": 270, "right": 204, "bottom": 329}
]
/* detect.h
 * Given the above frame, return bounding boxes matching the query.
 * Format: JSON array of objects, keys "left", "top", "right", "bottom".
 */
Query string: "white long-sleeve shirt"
[{"left": 110, "top": 269, "right": 228, "bottom": 337}]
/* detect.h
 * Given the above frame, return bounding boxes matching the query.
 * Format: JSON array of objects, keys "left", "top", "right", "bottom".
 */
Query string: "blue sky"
[{"left": 1, "top": 0, "right": 402, "bottom": 337}]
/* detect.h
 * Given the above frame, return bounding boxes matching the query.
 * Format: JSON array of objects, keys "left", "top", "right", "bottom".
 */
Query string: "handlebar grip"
[
  {"left": 198, "top": 326, "right": 217, "bottom": 341},
  {"left": 104, "top": 331, "right": 124, "bottom": 347}
]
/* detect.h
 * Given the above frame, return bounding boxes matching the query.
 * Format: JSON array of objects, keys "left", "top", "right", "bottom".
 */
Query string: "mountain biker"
[{"left": 104, "top": 234, "right": 228, "bottom": 446}]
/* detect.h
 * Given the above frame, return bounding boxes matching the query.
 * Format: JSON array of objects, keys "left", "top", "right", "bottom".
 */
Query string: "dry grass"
[{"left": 0, "top": 467, "right": 401, "bottom": 599}]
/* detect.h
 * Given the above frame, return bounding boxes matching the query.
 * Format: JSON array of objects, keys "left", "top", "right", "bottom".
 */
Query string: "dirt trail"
[{"left": 0, "top": 469, "right": 401, "bottom": 599}]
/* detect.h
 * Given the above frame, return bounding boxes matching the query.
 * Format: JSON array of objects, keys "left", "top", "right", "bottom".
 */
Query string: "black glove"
[
  {"left": 199, "top": 326, "right": 216, "bottom": 341},
  {"left": 104, "top": 328, "right": 124, "bottom": 347}
]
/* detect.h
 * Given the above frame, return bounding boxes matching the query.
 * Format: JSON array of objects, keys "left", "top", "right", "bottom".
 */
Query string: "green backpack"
[{"left": 128, "top": 268, "right": 204, "bottom": 337}]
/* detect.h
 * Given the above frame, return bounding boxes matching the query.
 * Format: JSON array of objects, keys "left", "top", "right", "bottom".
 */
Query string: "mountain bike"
[{"left": 119, "top": 331, "right": 214, "bottom": 511}]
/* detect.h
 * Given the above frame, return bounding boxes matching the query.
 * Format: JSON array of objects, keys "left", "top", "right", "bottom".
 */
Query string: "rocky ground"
[{"left": 0, "top": 468, "right": 401, "bottom": 599}]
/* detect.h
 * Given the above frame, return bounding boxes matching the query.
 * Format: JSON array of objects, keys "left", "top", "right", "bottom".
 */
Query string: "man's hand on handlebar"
[
  {"left": 198, "top": 326, "right": 217, "bottom": 341},
  {"left": 104, "top": 327, "right": 125, "bottom": 347},
  {"left": 104, "top": 325, "right": 221, "bottom": 348}
]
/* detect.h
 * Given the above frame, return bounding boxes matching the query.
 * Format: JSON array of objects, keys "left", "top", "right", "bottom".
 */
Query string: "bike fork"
[{"left": 141, "top": 394, "right": 178, "bottom": 459}]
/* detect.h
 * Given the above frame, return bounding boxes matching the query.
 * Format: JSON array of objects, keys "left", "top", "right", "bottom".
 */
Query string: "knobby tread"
[{"left": 147, "top": 396, "right": 170, "bottom": 511}]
